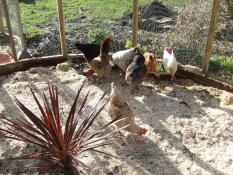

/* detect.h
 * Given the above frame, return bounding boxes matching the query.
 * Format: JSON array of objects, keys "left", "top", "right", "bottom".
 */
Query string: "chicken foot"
[{"left": 83, "top": 69, "right": 94, "bottom": 76}]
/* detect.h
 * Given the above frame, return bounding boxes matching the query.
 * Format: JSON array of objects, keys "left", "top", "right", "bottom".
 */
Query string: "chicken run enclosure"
[{"left": 0, "top": 0, "right": 233, "bottom": 174}]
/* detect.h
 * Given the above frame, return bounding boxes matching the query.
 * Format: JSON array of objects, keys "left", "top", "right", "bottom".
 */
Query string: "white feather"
[
  {"left": 163, "top": 49, "right": 177, "bottom": 77},
  {"left": 111, "top": 48, "right": 135, "bottom": 71}
]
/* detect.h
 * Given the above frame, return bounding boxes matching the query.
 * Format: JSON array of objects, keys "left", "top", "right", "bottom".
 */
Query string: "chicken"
[
  {"left": 143, "top": 51, "right": 157, "bottom": 78},
  {"left": 75, "top": 43, "right": 100, "bottom": 63},
  {"left": 125, "top": 50, "right": 147, "bottom": 85},
  {"left": 144, "top": 51, "right": 157, "bottom": 73},
  {"left": 85, "top": 36, "right": 113, "bottom": 77},
  {"left": 111, "top": 48, "right": 139, "bottom": 72},
  {"left": 108, "top": 82, "right": 148, "bottom": 136},
  {"left": 162, "top": 47, "right": 177, "bottom": 81}
]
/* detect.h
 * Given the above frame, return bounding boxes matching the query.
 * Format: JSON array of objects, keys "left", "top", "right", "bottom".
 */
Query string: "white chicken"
[
  {"left": 162, "top": 47, "right": 177, "bottom": 81},
  {"left": 111, "top": 48, "right": 138, "bottom": 72},
  {"left": 108, "top": 82, "right": 148, "bottom": 136}
]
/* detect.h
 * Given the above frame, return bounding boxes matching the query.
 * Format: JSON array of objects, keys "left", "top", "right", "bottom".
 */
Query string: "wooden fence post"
[
  {"left": 2, "top": 0, "right": 18, "bottom": 62},
  {"left": 57, "top": 0, "right": 68, "bottom": 58},
  {"left": 15, "top": 0, "right": 26, "bottom": 49},
  {"left": 202, "top": 0, "right": 221, "bottom": 73},
  {"left": 132, "top": 0, "right": 139, "bottom": 47},
  {"left": 0, "top": 7, "right": 4, "bottom": 33}
]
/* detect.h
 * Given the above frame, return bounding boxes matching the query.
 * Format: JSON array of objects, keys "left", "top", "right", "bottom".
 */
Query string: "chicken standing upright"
[
  {"left": 84, "top": 36, "right": 113, "bottom": 77},
  {"left": 75, "top": 43, "right": 100, "bottom": 63},
  {"left": 143, "top": 51, "right": 157, "bottom": 78},
  {"left": 162, "top": 47, "right": 177, "bottom": 81},
  {"left": 108, "top": 82, "right": 148, "bottom": 136},
  {"left": 125, "top": 50, "right": 147, "bottom": 85},
  {"left": 111, "top": 48, "right": 139, "bottom": 72}
]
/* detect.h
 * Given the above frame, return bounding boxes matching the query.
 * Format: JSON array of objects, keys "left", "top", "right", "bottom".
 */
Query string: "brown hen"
[{"left": 108, "top": 82, "right": 148, "bottom": 136}]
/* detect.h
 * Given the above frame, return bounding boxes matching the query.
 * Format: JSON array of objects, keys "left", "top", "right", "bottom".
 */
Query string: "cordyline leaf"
[
  {"left": 0, "top": 83, "right": 124, "bottom": 174},
  {"left": 80, "top": 124, "right": 131, "bottom": 148},
  {"left": 1, "top": 151, "right": 53, "bottom": 162},
  {"left": 0, "top": 117, "right": 48, "bottom": 146},
  {"left": 69, "top": 89, "right": 91, "bottom": 144},
  {"left": 91, "top": 148, "right": 120, "bottom": 159},
  {"left": 71, "top": 155, "right": 90, "bottom": 169},
  {"left": 14, "top": 97, "right": 46, "bottom": 134},
  {"left": 85, "top": 116, "right": 127, "bottom": 141},
  {"left": 64, "top": 84, "right": 84, "bottom": 146},
  {"left": 73, "top": 93, "right": 107, "bottom": 142}
]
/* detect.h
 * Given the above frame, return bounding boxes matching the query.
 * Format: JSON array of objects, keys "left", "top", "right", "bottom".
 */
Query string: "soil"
[
  {"left": 0, "top": 61, "right": 233, "bottom": 175},
  {"left": 25, "top": 1, "right": 179, "bottom": 58}
]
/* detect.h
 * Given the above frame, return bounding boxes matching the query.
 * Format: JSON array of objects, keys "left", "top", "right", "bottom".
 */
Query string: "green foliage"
[
  {"left": 125, "top": 40, "right": 150, "bottom": 52},
  {"left": 210, "top": 55, "right": 233, "bottom": 76},
  {"left": 25, "top": 27, "right": 42, "bottom": 38},
  {"left": 156, "top": 63, "right": 164, "bottom": 72},
  {"left": 159, "top": 0, "right": 187, "bottom": 6},
  {"left": 19, "top": 0, "right": 190, "bottom": 38},
  {"left": 19, "top": 0, "right": 156, "bottom": 37},
  {"left": 125, "top": 40, "right": 133, "bottom": 49},
  {"left": 88, "top": 28, "right": 109, "bottom": 43}
]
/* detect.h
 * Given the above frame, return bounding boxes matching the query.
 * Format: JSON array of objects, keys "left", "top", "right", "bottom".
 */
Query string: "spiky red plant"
[{"left": 0, "top": 84, "right": 126, "bottom": 174}]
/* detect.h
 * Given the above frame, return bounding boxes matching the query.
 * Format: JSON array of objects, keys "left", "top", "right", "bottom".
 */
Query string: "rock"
[{"left": 56, "top": 62, "right": 71, "bottom": 72}]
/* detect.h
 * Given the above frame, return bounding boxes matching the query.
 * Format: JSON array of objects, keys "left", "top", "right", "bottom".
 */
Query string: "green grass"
[
  {"left": 160, "top": 0, "right": 187, "bottom": 5},
  {"left": 210, "top": 55, "right": 233, "bottom": 76},
  {"left": 20, "top": 0, "right": 57, "bottom": 37},
  {"left": 19, "top": 0, "right": 187, "bottom": 38}
]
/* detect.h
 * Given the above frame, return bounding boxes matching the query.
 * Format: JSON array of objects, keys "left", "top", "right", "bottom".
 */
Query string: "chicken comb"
[
  {"left": 106, "top": 36, "right": 113, "bottom": 40},
  {"left": 164, "top": 47, "right": 173, "bottom": 53}
]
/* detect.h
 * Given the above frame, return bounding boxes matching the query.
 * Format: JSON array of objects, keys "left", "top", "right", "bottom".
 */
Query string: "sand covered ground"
[{"left": 0, "top": 60, "right": 233, "bottom": 175}]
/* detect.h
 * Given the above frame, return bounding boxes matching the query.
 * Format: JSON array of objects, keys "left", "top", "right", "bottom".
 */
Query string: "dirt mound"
[
  {"left": 122, "top": 1, "right": 173, "bottom": 21},
  {"left": 120, "top": 0, "right": 176, "bottom": 32}
]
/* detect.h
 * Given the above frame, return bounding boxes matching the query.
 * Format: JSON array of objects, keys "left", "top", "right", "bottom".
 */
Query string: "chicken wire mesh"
[
  {"left": 0, "top": 0, "right": 29, "bottom": 62},
  {"left": 135, "top": 0, "right": 212, "bottom": 68},
  {"left": 20, "top": 0, "right": 61, "bottom": 57},
  {"left": 209, "top": 0, "right": 233, "bottom": 81},
  {"left": 64, "top": 0, "right": 135, "bottom": 55},
  {"left": 7, "top": 0, "right": 28, "bottom": 59},
  {"left": 6, "top": 0, "right": 232, "bottom": 82},
  {"left": 0, "top": 0, "right": 12, "bottom": 64},
  {"left": 64, "top": 0, "right": 212, "bottom": 69}
]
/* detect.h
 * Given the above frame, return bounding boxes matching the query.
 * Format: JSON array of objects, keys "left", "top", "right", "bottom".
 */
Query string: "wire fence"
[
  {"left": 0, "top": 0, "right": 232, "bottom": 82},
  {"left": 209, "top": 0, "right": 233, "bottom": 81},
  {"left": 0, "top": 0, "right": 11, "bottom": 64}
]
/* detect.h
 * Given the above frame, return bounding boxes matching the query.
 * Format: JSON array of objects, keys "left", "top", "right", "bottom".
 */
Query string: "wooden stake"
[
  {"left": 2, "top": 0, "right": 18, "bottom": 62},
  {"left": 57, "top": 0, "right": 68, "bottom": 58},
  {"left": 132, "top": 0, "right": 139, "bottom": 47},
  {"left": 15, "top": 0, "right": 26, "bottom": 49},
  {"left": 0, "top": 6, "right": 4, "bottom": 33},
  {"left": 202, "top": 0, "right": 220, "bottom": 73}
]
